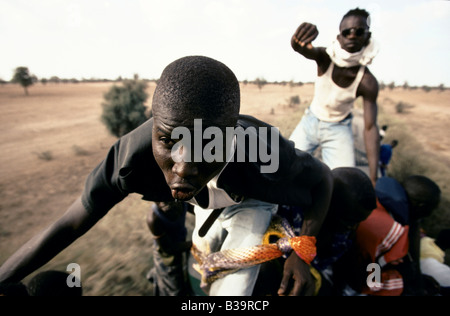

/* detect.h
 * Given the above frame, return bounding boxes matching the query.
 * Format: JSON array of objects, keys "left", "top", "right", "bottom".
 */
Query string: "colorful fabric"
[
  {"left": 191, "top": 215, "right": 316, "bottom": 287},
  {"left": 356, "top": 200, "right": 409, "bottom": 295},
  {"left": 277, "top": 204, "right": 354, "bottom": 272},
  {"left": 363, "top": 269, "right": 404, "bottom": 296},
  {"left": 420, "top": 236, "right": 445, "bottom": 263},
  {"left": 357, "top": 200, "right": 409, "bottom": 267}
]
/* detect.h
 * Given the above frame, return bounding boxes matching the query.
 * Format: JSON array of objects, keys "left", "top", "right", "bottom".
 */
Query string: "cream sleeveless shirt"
[{"left": 309, "top": 63, "right": 366, "bottom": 122}]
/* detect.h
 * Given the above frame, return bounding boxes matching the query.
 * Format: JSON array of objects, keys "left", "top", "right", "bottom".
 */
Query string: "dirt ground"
[
  {"left": 0, "top": 83, "right": 118, "bottom": 251},
  {"left": 0, "top": 82, "right": 448, "bottom": 295},
  {"left": 377, "top": 88, "right": 450, "bottom": 166}
]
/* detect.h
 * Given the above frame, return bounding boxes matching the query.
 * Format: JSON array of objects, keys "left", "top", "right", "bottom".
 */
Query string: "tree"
[
  {"left": 101, "top": 76, "right": 149, "bottom": 138},
  {"left": 49, "top": 76, "right": 61, "bottom": 84},
  {"left": 12, "top": 67, "right": 34, "bottom": 95},
  {"left": 254, "top": 77, "right": 267, "bottom": 91}
]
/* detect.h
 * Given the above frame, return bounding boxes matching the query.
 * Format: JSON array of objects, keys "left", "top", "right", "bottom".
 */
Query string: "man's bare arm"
[
  {"left": 0, "top": 197, "right": 100, "bottom": 283},
  {"left": 359, "top": 72, "right": 380, "bottom": 186},
  {"left": 278, "top": 162, "right": 333, "bottom": 295},
  {"left": 291, "top": 22, "right": 331, "bottom": 75}
]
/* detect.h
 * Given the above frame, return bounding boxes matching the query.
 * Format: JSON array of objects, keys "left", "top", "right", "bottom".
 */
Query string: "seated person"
[
  {"left": 401, "top": 175, "right": 441, "bottom": 295},
  {"left": 313, "top": 167, "right": 376, "bottom": 295},
  {"left": 337, "top": 175, "right": 441, "bottom": 296}
]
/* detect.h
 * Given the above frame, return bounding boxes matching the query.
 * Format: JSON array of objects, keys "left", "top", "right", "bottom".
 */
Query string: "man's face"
[
  {"left": 338, "top": 15, "right": 371, "bottom": 53},
  {"left": 152, "top": 108, "right": 229, "bottom": 201}
]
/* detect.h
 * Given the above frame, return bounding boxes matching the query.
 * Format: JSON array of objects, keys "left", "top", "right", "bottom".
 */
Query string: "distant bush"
[
  {"left": 395, "top": 101, "right": 415, "bottom": 114},
  {"left": 288, "top": 95, "right": 301, "bottom": 107},
  {"left": 254, "top": 77, "right": 267, "bottom": 91},
  {"left": 396, "top": 102, "right": 406, "bottom": 113},
  {"left": 72, "top": 145, "right": 90, "bottom": 156},
  {"left": 421, "top": 85, "right": 432, "bottom": 93},
  {"left": 35, "top": 151, "right": 53, "bottom": 161},
  {"left": 101, "top": 77, "right": 149, "bottom": 138}
]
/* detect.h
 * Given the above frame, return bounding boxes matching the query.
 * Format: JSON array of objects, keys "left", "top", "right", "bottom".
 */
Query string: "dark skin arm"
[
  {"left": 358, "top": 72, "right": 380, "bottom": 187},
  {"left": 146, "top": 202, "right": 192, "bottom": 256},
  {"left": 0, "top": 197, "right": 100, "bottom": 283},
  {"left": 278, "top": 162, "right": 333, "bottom": 296},
  {"left": 291, "top": 23, "right": 330, "bottom": 75}
]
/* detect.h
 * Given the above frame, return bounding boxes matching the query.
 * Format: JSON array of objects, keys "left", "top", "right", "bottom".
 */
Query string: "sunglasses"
[{"left": 341, "top": 27, "right": 368, "bottom": 38}]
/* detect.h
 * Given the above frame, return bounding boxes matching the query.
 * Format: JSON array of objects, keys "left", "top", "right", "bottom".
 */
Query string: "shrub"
[
  {"left": 254, "top": 77, "right": 267, "bottom": 91},
  {"left": 396, "top": 102, "right": 405, "bottom": 113},
  {"left": 101, "top": 77, "right": 149, "bottom": 138},
  {"left": 35, "top": 151, "right": 53, "bottom": 161},
  {"left": 288, "top": 95, "right": 301, "bottom": 107},
  {"left": 72, "top": 145, "right": 90, "bottom": 156}
]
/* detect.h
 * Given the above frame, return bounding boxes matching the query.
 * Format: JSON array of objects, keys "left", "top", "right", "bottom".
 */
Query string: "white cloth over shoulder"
[{"left": 326, "top": 38, "right": 379, "bottom": 67}]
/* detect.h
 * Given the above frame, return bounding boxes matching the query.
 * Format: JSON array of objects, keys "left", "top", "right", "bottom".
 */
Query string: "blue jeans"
[
  {"left": 190, "top": 198, "right": 277, "bottom": 296},
  {"left": 289, "top": 108, "right": 355, "bottom": 169}
]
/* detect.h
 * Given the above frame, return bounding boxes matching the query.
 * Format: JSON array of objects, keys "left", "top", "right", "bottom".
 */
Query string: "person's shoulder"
[
  {"left": 316, "top": 47, "right": 331, "bottom": 66},
  {"left": 121, "top": 117, "right": 154, "bottom": 142},
  {"left": 108, "top": 118, "right": 156, "bottom": 177},
  {"left": 361, "top": 67, "right": 378, "bottom": 89},
  {"left": 237, "top": 114, "right": 273, "bottom": 129},
  {"left": 358, "top": 67, "right": 378, "bottom": 99},
  {"left": 118, "top": 118, "right": 154, "bottom": 156}
]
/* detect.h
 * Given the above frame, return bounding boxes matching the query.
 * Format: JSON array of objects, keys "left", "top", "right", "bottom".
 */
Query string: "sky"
[{"left": 1, "top": 0, "right": 449, "bottom": 87}]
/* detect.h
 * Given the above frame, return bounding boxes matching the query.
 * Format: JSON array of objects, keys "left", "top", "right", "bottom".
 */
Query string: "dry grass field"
[{"left": 0, "top": 82, "right": 449, "bottom": 295}]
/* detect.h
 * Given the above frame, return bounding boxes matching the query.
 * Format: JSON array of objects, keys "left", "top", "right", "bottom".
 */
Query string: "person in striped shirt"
[{"left": 335, "top": 175, "right": 441, "bottom": 295}]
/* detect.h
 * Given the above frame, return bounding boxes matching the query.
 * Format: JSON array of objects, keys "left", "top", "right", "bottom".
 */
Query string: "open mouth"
[{"left": 171, "top": 184, "right": 197, "bottom": 201}]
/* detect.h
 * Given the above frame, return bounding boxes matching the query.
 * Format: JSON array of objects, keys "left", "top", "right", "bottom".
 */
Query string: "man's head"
[
  {"left": 151, "top": 56, "right": 241, "bottom": 201},
  {"left": 402, "top": 175, "right": 441, "bottom": 220},
  {"left": 338, "top": 8, "right": 371, "bottom": 53},
  {"left": 152, "top": 55, "right": 240, "bottom": 127},
  {"left": 328, "top": 167, "right": 376, "bottom": 232}
]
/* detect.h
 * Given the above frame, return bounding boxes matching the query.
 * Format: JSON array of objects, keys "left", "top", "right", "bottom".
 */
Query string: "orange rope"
[
  {"left": 191, "top": 216, "right": 317, "bottom": 286},
  {"left": 289, "top": 236, "right": 317, "bottom": 265}
]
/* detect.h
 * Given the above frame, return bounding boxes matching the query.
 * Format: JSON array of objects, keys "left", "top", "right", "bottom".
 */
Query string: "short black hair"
[
  {"left": 341, "top": 8, "right": 371, "bottom": 28},
  {"left": 402, "top": 175, "right": 441, "bottom": 218},
  {"left": 343, "top": 8, "right": 370, "bottom": 20},
  {"left": 331, "top": 167, "right": 376, "bottom": 214},
  {"left": 152, "top": 56, "right": 240, "bottom": 126}
]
